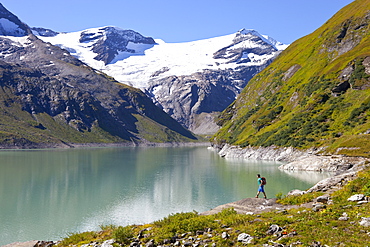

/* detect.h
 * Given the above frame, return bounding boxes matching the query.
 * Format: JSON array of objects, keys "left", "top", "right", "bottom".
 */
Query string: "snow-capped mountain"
[
  {"left": 0, "top": 3, "right": 197, "bottom": 147},
  {"left": 35, "top": 26, "right": 288, "bottom": 134}
]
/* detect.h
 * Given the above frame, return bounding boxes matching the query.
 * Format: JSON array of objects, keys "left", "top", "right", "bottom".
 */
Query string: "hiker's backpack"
[{"left": 261, "top": 177, "right": 266, "bottom": 185}]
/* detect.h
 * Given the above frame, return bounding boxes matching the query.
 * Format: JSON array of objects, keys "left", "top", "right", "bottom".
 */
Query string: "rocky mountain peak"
[
  {"left": 79, "top": 26, "right": 156, "bottom": 65},
  {"left": 31, "top": 27, "right": 60, "bottom": 37},
  {"left": 0, "top": 3, "right": 30, "bottom": 36}
]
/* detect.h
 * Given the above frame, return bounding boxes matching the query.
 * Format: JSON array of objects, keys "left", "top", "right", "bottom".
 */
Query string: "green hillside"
[
  {"left": 0, "top": 61, "right": 198, "bottom": 148},
  {"left": 213, "top": 0, "right": 370, "bottom": 157}
]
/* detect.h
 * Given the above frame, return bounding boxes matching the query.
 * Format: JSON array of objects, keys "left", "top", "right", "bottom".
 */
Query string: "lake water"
[{"left": 0, "top": 146, "right": 332, "bottom": 245}]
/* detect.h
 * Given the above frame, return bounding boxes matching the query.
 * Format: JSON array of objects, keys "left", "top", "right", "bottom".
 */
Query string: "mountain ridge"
[
  {"left": 0, "top": 3, "right": 199, "bottom": 148},
  {"left": 212, "top": 0, "right": 370, "bottom": 157},
  {"left": 35, "top": 26, "right": 288, "bottom": 134}
]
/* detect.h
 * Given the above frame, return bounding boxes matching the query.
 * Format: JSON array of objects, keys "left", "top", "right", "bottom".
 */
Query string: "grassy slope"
[
  {"left": 213, "top": 0, "right": 370, "bottom": 157},
  {"left": 0, "top": 62, "right": 199, "bottom": 147}
]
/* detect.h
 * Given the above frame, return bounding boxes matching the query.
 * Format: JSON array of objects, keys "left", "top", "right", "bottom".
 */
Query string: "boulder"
[
  {"left": 287, "top": 189, "right": 306, "bottom": 196},
  {"left": 359, "top": 217, "right": 370, "bottom": 227},
  {"left": 237, "top": 233, "right": 254, "bottom": 244},
  {"left": 221, "top": 232, "right": 230, "bottom": 239},
  {"left": 312, "top": 204, "right": 326, "bottom": 212},
  {"left": 347, "top": 194, "right": 365, "bottom": 202},
  {"left": 266, "top": 224, "right": 282, "bottom": 235},
  {"left": 316, "top": 196, "right": 330, "bottom": 204},
  {"left": 145, "top": 239, "right": 155, "bottom": 247},
  {"left": 101, "top": 239, "right": 115, "bottom": 247}
]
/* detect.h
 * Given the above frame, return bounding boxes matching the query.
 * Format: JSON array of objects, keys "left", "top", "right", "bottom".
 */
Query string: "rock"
[
  {"left": 359, "top": 217, "right": 370, "bottom": 227},
  {"left": 287, "top": 189, "right": 306, "bottom": 196},
  {"left": 312, "top": 204, "right": 326, "bottom": 212},
  {"left": 307, "top": 171, "right": 358, "bottom": 193},
  {"left": 162, "top": 239, "right": 171, "bottom": 245},
  {"left": 348, "top": 194, "right": 365, "bottom": 202},
  {"left": 34, "top": 241, "right": 56, "bottom": 247},
  {"left": 217, "top": 144, "right": 310, "bottom": 162},
  {"left": 339, "top": 213, "right": 349, "bottom": 221},
  {"left": 358, "top": 200, "right": 368, "bottom": 204},
  {"left": 316, "top": 196, "right": 330, "bottom": 204},
  {"left": 130, "top": 242, "right": 139, "bottom": 247},
  {"left": 237, "top": 233, "right": 254, "bottom": 244},
  {"left": 101, "top": 239, "right": 115, "bottom": 247},
  {"left": 173, "top": 241, "right": 181, "bottom": 246},
  {"left": 221, "top": 232, "right": 230, "bottom": 239},
  {"left": 339, "top": 216, "right": 350, "bottom": 221},
  {"left": 145, "top": 239, "right": 155, "bottom": 247},
  {"left": 310, "top": 241, "right": 323, "bottom": 247},
  {"left": 266, "top": 224, "right": 282, "bottom": 235}
]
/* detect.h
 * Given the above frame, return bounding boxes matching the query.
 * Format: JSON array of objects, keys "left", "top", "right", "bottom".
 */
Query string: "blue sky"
[{"left": 2, "top": 0, "right": 354, "bottom": 44}]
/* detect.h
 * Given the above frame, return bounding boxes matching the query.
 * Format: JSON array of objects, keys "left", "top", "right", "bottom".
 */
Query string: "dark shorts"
[{"left": 258, "top": 185, "right": 265, "bottom": 192}]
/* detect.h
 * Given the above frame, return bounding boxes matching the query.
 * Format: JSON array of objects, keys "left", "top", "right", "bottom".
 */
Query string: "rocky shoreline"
[
  {"left": 203, "top": 144, "right": 369, "bottom": 214},
  {"left": 214, "top": 144, "right": 369, "bottom": 173}
]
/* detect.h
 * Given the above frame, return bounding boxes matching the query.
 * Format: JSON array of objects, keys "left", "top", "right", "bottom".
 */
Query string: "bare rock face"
[
  {"left": 147, "top": 65, "right": 269, "bottom": 134},
  {"left": 79, "top": 27, "right": 156, "bottom": 65},
  {"left": 278, "top": 155, "right": 368, "bottom": 173}
]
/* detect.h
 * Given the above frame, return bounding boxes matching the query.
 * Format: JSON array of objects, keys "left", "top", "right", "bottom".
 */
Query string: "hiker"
[{"left": 255, "top": 174, "right": 267, "bottom": 199}]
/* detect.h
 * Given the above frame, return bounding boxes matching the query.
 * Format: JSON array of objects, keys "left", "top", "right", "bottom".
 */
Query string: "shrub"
[
  {"left": 113, "top": 225, "right": 135, "bottom": 244},
  {"left": 277, "top": 192, "right": 324, "bottom": 205}
]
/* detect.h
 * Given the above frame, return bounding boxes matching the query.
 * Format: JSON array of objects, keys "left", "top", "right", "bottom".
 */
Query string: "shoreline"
[{"left": 0, "top": 141, "right": 211, "bottom": 150}]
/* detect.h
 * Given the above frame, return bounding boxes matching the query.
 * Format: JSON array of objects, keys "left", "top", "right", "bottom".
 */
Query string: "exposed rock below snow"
[{"left": 148, "top": 66, "right": 269, "bottom": 134}]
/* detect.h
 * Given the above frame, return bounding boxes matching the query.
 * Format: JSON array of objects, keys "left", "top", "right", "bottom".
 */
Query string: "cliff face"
[{"left": 213, "top": 0, "right": 370, "bottom": 157}]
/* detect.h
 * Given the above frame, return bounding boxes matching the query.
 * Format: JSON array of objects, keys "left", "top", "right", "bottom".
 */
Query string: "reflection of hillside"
[{"left": 280, "top": 170, "right": 334, "bottom": 185}]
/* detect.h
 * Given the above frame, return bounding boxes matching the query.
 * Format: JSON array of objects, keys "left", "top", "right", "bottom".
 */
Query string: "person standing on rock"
[{"left": 255, "top": 174, "right": 267, "bottom": 199}]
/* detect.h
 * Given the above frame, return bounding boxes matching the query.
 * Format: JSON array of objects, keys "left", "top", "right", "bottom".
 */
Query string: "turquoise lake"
[{"left": 0, "top": 146, "right": 332, "bottom": 245}]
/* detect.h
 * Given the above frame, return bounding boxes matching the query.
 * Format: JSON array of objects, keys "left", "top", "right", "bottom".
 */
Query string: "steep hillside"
[
  {"left": 213, "top": 0, "right": 370, "bottom": 157},
  {"left": 35, "top": 27, "right": 287, "bottom": 134},
  {"left": 0, "top": 3, "right": 198, "bottom": 148}
]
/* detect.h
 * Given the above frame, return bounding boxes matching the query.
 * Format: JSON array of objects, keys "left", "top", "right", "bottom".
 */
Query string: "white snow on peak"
[
  {"left": 0, "top": 18, "right": 26, "bottom": 36},
  {"left": 237, "top": 28, "right": 288, "bottom": 51},
  {"left": 36, "top": 28, "right": 289, "bottom": 89}
]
